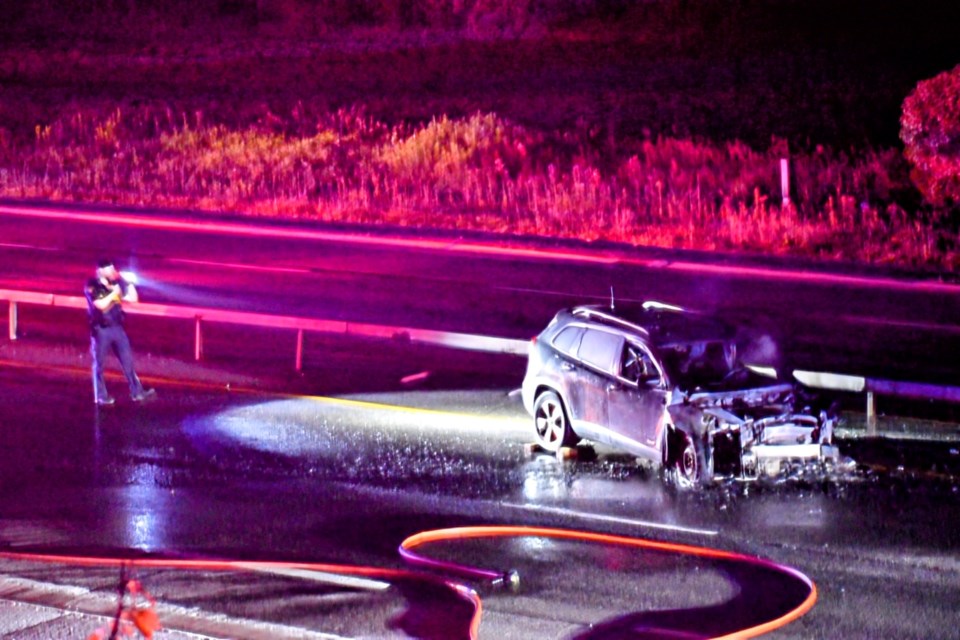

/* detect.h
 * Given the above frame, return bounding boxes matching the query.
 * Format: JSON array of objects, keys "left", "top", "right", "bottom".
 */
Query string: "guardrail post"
[
  {"left": 295, "top": 328, "right": 304, "bottom": 372},
  {"left": 8, "top": 301, "right": 16, "bottom": 340},
  {"left": 194, "top": 315, "right": 203, "bottom": 361},
  {"left": 866, "top": 391, "right": 877, "bottom": 436}
]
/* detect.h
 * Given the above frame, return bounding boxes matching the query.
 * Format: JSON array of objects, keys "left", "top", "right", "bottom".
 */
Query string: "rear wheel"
[{"left": 533, "top": 391, "right": 578, "bottom": 452}]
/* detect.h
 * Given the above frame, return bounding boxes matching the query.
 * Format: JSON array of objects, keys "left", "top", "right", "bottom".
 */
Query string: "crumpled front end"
[
  {"left": 737, "top": 412, "right": 840, "bottom": 479},
  {"left": 679, "top": 384, "right": 841, "bottom": 480}
]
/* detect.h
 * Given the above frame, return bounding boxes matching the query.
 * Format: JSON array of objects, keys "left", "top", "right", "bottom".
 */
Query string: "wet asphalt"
[{"left": 0, "top": 334, "right": 958, "bottom": 638}]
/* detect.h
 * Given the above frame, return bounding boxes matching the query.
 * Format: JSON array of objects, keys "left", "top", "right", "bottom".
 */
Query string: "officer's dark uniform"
[{"left": 85, "top": 275, "right": 147, "bottom": 404}]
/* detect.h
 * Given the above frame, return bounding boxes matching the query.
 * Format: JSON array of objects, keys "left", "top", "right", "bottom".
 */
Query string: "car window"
[
  {"left": 620, "top": 342, "right": 661, "bottom": 385},
  {"left": 551, "top": 325, "right": 584, "bottom": 356},
  {"left": 660, "top": 340, "right": 736, "bottom": 387},
  {"left": 577, "top": 328, "right": 623, "bottom": 373}
]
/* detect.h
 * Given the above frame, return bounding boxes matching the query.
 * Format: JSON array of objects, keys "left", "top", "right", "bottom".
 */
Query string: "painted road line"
[
  {"left": 298, "top": 394, "right": 529, "bottom": 431},
  {"left": 400, "top": 370, "right": 431, "bottom": 384},
  {"left": 500, "top": 503, "right": 719, "bottom": 537},
  {"left": 659, "top": 258, "right": 957, "bottom": 294},
  {"left": 2, "top": 203, "right": 957, "bottom": 307},
  {"left": 0, "top": 203, "right": 618, "bottom": 265},
  {"left": 0, "top": 357, "right": 259, "bottom": 392},
  {"left": 16, "top": 202, "right": 960, "bottom": 291},
  {"left": 0, "top": 357, "right": 527, "bottom": 430},
  {"left": 168, "top": 257, "right": 313, "bottom": 274},
  {"left": 235, "top": 563, "right": 391, "bottom": 591},
  {"left": 0, "top": 242, "right": 60, "bottom": 251},
  {"left": 0, "top": 572, "right": 351, "bottom": 640},
  {"left": 839, "top": 314, "right": 960, "bottom": 335},
  {"left": 0, "top": 358, "right": 524, "bottom": 424}
]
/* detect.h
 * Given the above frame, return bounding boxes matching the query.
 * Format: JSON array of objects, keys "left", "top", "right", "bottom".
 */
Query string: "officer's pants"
[{"left": 91, "top": 325, "right": 144, "bottom": 402}]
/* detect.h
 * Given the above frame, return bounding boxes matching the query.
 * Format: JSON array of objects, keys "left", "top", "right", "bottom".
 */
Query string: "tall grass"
[{"left": 1, "top": 105, "right": 954, "bottom": 270}]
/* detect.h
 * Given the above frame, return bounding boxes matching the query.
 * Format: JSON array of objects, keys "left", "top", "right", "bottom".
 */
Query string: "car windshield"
[{"left": 658, "top": 340, "right": 740, "bottom": 389}]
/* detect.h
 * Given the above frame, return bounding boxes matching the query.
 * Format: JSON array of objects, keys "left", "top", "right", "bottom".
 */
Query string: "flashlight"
[{"left": 120, "top": 271, "right": 139, "bottom": 285}]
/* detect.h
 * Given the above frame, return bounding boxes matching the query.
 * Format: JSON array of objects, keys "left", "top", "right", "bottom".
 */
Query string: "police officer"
[{"left": 85, "top": 259, "right": 156, "bottom": 406}]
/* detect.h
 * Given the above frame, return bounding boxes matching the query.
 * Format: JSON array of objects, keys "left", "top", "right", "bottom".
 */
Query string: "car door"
[
  {"left": 547, "top": 324, "right": 586, "bottom": 419},
  {"left": 606, "top": 340, "right": 670, "bottom": 460},
  {"left": 572, "top": 327, "right": 623, "bottom": 439}
]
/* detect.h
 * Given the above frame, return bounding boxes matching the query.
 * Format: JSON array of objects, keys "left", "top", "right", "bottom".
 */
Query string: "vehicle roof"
[{"left": 570, "top": 303, "right": 735, "bottom": 346}]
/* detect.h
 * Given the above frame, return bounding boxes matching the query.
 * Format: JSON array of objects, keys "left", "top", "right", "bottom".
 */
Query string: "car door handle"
[{"left": 561, "top": 362, "right": 575, "bottom": 371}]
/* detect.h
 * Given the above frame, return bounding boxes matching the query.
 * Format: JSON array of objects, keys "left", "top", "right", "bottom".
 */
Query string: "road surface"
[
  {"left": 0, "top": 202, "right": 958, "bottom": 638},
  {"left": 1, "top": 201, "right": 959, "bottom": 390},
  {"left": 0, "top": 336, "right": 958, "bottom": 638}
]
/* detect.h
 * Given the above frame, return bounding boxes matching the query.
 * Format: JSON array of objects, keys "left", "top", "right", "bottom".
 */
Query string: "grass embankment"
[
  {"left": 0, "top": 1, "right": 957, "bottom": 270},
  {"left": 3, "top": 106, "right": 953, "bottom": 269}
]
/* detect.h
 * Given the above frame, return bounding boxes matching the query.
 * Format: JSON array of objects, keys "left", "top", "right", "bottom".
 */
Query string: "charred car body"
[{"left": 521, "top": 302, "right": 841, "bottom": 487}]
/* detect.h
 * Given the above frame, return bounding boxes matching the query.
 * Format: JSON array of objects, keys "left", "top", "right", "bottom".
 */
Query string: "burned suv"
[{"left": 521, "top": 302, "right": 840, "bottom": 487}]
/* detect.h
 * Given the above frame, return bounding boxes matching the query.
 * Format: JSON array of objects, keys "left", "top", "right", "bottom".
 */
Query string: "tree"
[{"left": 900, "top": 64, "right": 960, "bottom": 207}]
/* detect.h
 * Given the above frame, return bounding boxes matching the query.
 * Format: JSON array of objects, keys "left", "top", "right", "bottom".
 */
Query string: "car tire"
[
  {"left": 533, "top": 391, "right": 579, "bottom": 452},
  {"left": 663, "top": 429, "right": 711, "bottom": 490}
]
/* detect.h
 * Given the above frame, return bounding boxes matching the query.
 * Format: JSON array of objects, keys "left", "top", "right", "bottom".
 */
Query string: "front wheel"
[
  {"left": 663, "top": 429, "right": 711, "bottom": 490},
  {"left": 533, "top": 391, "right": 579, "bottom": 452}
]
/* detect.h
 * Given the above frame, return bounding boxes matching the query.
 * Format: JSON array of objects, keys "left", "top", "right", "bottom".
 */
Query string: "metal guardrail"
[
  {"left": 792, "top": 370, "right": 960, "bottom": 435},
  {"left": 4, "top": 288, "right": 959, "bottom": 435},
  {"left": 793, "top": 370, "right": 960, "bottom": 403},
  {"left": 1, "top": 288, "right": 529, "bottom": 371}
]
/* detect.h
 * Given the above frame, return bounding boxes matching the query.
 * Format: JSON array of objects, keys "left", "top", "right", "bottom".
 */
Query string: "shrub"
[
  {"left": 376, "top": 112, "right": 533, "bottom": 190},
  {"left": 0, "top": 104, "right": 952, "bottom": 270},
  {"left": 901, "top": 64, "right": 960, "bottom": 207}
]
